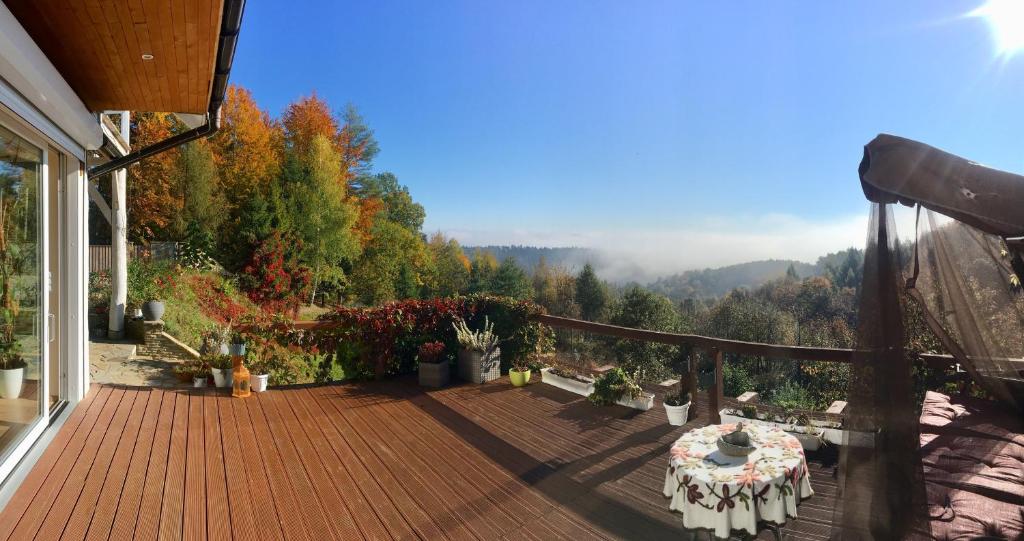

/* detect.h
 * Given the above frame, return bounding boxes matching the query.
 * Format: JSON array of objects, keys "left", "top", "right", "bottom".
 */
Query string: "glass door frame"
[{"left": 0, "top": 103, "right": 56, "bottom": 483}]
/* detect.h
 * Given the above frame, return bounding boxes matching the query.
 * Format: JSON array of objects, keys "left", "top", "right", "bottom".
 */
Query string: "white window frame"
[{"left": 0, "top": 90, "right": 88, "bottom": 487}]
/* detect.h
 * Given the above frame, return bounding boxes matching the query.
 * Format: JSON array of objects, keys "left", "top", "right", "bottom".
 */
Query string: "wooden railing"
[
  {"left": 274, "top": 313, "right": 958, "bottom": 423},
  {"left": 530, "top": 314, "right": 957, "bottom": 423}
]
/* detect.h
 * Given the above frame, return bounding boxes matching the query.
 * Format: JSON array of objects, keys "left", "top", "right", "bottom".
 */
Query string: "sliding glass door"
[{"left": 0, "top": 120, "right": 45, "bottom": 466}]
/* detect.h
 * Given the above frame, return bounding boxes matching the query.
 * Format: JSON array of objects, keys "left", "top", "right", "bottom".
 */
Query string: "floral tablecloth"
[{"left": 663, "top": 422, "right": 813, "bottom": 538}]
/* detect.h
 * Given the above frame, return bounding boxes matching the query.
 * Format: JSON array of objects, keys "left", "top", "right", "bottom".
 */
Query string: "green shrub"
[
  {"left": 723, "top": 362, "right": 755, "bottom": 397},
  {"left": 769, "top": 381, "right": 816, "bottom": 412},
  {"left": 588, "top": 367, "right": 643, "bottom": 406}
]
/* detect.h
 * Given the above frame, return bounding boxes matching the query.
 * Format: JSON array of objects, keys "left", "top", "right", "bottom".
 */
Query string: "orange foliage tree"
[
  {"left": 126, "top": 113, "right": 181, "bottom": 241},
  {"left": 210, "top": 85, "right": 283, "bottom": 211}
]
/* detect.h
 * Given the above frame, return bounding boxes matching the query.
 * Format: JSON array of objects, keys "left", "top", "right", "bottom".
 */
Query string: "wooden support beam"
[
  {"left": 710, "top": 349, "right": 723, "bottom": 424},
  {"left": 88, "top": 181, "right": 112, "bottom": 225}
]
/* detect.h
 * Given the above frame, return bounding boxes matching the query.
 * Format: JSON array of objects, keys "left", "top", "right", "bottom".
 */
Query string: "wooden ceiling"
[{"left": 6, "top": 0, "right": 224, "bottom": 114}]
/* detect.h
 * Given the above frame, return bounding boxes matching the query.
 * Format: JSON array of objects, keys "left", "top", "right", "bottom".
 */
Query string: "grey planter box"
[
  {"left": 419, "top": 361, "right": 450, "bottom": 388},
  {"left": 457, "top": 348, "right": 500, "bottom": 384}
]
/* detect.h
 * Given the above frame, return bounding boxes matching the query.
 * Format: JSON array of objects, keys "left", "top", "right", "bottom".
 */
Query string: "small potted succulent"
[
  {"left": 192, "top": 363, "right": 211, "bottom": 388},
  {"left": 663, "top": 387, "right": 692, "bottom": 426},
  {"left": 453, "top": 317, "right": 501, "bottom": 384},
  {"left": 509, "top": 358, "right": 532, "bottom": 387},
  {"left": 417, "top": 341, "right": 449, "bottom": 388},
  {"left": 207, "top": 354, "right": 234, "bottom": 388},
  {"left": 0, "top": 329, "right": 25, "bottom": 400}
]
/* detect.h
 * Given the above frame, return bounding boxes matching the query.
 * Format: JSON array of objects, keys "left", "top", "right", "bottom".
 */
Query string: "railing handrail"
[
  {"left": 530, "top": 314, "right": 856, "bottom": 363},
  {"left": 275, "top": 314, "right": 958, "bottom": 368}
]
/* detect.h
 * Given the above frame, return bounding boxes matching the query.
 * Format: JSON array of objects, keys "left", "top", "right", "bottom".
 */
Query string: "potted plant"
[
  {"left": 540, "top": 354, "right": 595, "bottom": 396},
  {"left": 173, "top": 360, "right": 202, "bottom": 384},
  {"left": 589, "top": 368, "right": 654, "bottom": 411},
  {"left": 509, "top": 358, "right": 532, "bottom": 387},
  {"left": 417, "top": 341, "right": 449, "bottom": 388},
  {"left": 0, "top": 331, "right": 25, "bottom": 400},
  {"left": 663, "top": 387, "right": 692, "bottom": 426},
  {"left": 207, "top": 354, "right": 234, "bottom": 388},
  {"left": 200, "top": 324, "right": 232, "bottom": 355},
  {"left": 192, "top": 363, "right": 210, "bottom": 388},
  {"left": 141, "top": 298, "right": 164, "bottom": 322},
  {"left": 227, "top": 333, "right": 246, "bottom": 357},
  {"left": 248, "top": 357, "right": 270, "bottom": 392},
  {"left": 453, "top": 317, "right": 501, "bottom": 384}
]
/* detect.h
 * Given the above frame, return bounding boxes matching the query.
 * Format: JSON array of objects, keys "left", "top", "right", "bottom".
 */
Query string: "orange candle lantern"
[{"left": 230, "top": 341, "right": 251, "bottom": 398}]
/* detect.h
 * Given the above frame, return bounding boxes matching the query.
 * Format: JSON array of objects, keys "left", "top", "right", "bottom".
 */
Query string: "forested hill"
[
  {"left": 646, "top": 259, "right": 817, "bottom": 300},
  {"left": 463, "top": 246, "right": 601, "bottom": 274},
  {"left": 648, "top": 248, "right": 863, "bottom": 301},
  {"left": 467, "top": 245, "right": 864, "bottom": 301}
]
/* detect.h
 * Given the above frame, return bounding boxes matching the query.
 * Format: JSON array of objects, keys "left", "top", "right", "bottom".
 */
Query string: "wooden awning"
[
  {"left": 5, "top": 0, "right": 227, "bottom": 114},
  {"left": 860, "top": 134, "right": 1024, "bottom": 238}
]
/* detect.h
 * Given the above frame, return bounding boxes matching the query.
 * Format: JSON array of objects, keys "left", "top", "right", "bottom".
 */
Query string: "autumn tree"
[
  {"left": 426, "top": 233, "right": 470, "bottom": 297},
  {"left": 284, "top": 135, "right": 361, "bottom": 304},
  {"left": 350, "top": 220, "right": 429, "bottom": 304},
  {"left": 211, "top": 85, "right": 283, "bottom": 208},
  {"left": 126, "top": 113, "right": 180, "bottom": 241}
]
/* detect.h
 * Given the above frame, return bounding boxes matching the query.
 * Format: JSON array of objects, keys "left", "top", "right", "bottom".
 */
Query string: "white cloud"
[{"left": 441, "top": 211, "right": 904, "bottom": 282}]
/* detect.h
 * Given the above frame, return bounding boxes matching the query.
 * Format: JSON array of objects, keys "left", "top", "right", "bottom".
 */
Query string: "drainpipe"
[{"left": 87, "top": 0, "right": 245, "bottom": 179}]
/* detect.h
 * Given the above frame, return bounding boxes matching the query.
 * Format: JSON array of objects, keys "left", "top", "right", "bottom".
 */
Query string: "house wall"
[{"left": 0, "top": 2, "right": 93, "bottom": 497}]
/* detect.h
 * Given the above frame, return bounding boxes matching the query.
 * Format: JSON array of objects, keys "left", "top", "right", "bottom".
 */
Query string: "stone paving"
[{"left": 89, "top": 340, "right": 184, "bottom": 387}]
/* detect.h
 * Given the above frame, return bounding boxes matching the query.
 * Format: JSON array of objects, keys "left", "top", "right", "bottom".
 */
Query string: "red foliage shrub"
[
  {"left": 240, "top": 231, "right": 312, "bottom": 316},
  {"left": 417, "top": 341, "right": 446, "bottom": 364},
  {"left": 190, "top": 274, "right": 248, "bottom": 325}
]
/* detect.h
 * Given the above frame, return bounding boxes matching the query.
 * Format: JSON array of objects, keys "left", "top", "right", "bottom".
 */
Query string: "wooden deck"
[{"left": 0, "top": 378, "right": 838, "bottom": 540}]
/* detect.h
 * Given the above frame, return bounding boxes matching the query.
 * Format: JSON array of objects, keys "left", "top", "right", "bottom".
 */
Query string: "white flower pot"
[
  {"left": 211, "top": 367, "right": 233, "bottom": 388},
  {"left": 664, "top": 401, "right": 691, "bottom": 426},
  {"left": 251, "top": 374, "right": 269, "bottom": 392},
  {"left": 540, "top": 367, "right": 594, "bottom": 396},
  {"left": 193, "top": 376, "right": 208, "bottom": 388},
  {"left": 616, "top": 392, "right": 655, "bottom": 411},
  {"left": 0, "top": 367, "right": 24, "bottom": 399}
]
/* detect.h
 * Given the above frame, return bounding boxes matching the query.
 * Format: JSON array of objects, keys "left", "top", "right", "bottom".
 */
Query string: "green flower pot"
[{"left": 509, "top": 369, "right": 531, "bottom": 387}]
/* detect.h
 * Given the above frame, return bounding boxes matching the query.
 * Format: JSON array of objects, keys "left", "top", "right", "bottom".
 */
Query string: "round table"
[{"left": 663, "top": 422, "right": 814, "bottom": 538}]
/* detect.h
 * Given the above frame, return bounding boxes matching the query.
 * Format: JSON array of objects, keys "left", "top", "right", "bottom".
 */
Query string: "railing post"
[{"left": 710, "top": 349, "right": 723, "bottom": 424}]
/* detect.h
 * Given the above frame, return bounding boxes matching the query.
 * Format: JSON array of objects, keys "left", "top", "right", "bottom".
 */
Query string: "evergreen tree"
[
  {"left": 490, "top": 257, "right": 532, "bottom": 299},
  {"left": 172, "top": 141, "right": 224, "bottom": 244},
  {"left": 609, "top": 286, "right": 682, "bottom": 380},
  {"left": 468, "top": 250, "right": 498, "bottom": 293},
  {"left": 576, "top": 263, "right": 609, "bottom": 321},
  {"left": 785, "top": 263, "right": 800, "bottom": 281}
]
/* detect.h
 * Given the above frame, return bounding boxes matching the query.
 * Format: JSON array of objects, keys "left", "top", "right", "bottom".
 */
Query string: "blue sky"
[{"left": 231, "top": 1, "right": 1024, "bottom": 274}]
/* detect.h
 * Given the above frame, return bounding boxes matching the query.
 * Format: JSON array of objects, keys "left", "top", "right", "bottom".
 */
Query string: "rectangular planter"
[
  {"left": 719, "top": 411, "right": 844, "bottom": 451},
  {"left": 457, "top": 348, "right": 500, "bottom": 384},
  {"left": 540, "top": 367, "right": 594, "bottom": 396},
  {"left": 616, "top": 392, "right": 655, "bottom": 411},
  {"left": 419, "top": 361, "right": 450, "bottom": 388}
]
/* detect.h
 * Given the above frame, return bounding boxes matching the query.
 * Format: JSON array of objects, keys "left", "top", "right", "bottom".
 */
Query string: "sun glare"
[{"left": 971, "top": 0, "right": 1024, "bottom": 57}]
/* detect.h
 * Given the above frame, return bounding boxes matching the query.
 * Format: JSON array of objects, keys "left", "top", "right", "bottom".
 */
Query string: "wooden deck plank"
[
  {"left": 310, "top": 385, "right": 452, "bottom": 540},
  {"left": 227, "top": 397, "right": 284, "bottom": 541},
  {"left": 182, "top": 391, "right": 207, "bottom": 541},
  {"left": 35, "top": 388, "right": 138, "bottom": 540},
  {"left": 81, "top": 389, "right": 160, "bottom": 540},
  {"left": 217, "top": 393, "right": 261, "bottom": 541},
  {"left": 251, "top": 392, "right": 334, "bottom": 540},
  {"left": 260, "top": 390, "right": 362, "bottom": 540},
  {"left": 293, "top": 387, "right": 417, "bottom": 540},
  {"left": 330, "top": 385, "right": 495, "bottom": 541},
  {"left": 106, "top": 389, "right": 165, "bottom": 541},
  {"left": 203, "top": 393, "right": 232, "bottom": 541},
  {"left": 0, "top": 380, "right": 838, "bottom": 540},
  {"left": 239, "top": 394, "right": 309, "bottom": 541},
  {"left": 132, "top": 390, "right": 177, "bottom": 540},
  {"left": 159, "top": 391, "right": 190, "bottom": 541},
  {"left": 0, "top": 385, "right": 109, "bottom": 541}
]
